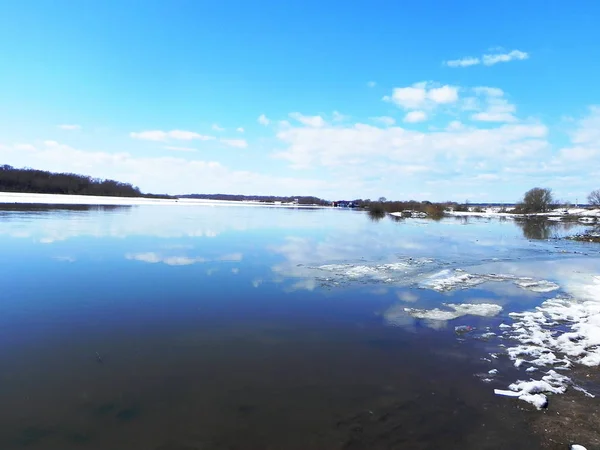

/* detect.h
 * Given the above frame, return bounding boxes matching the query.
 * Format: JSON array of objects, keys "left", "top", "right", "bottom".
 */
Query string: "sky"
[{"left": 1, "top": 0, "right": 599, "bottom": 202}]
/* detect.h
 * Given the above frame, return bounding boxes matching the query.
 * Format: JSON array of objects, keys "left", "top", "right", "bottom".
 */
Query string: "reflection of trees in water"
[
  {"left": 367, "top": 209, "right": 386, "bottom": 221},
  {"left": 0, "top": 204, "right": 132, "bottom": 220},
  {"left": 516, "top": 218, "right": 580, "bottom": 240}
]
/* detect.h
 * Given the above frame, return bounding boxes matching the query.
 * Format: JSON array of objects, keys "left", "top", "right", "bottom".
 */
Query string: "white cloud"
[
  {"left": 237, "top": 127, "right": 244, "bottom": 133},
  {"left": 258, "top": 114, "right": 270, "bottom": 126},
  {"left": 14, "top": 143, "right": 36, "bottom": 151},
  {"left": 0, "top": 140, "right": 329, "bottom": 196},
  {"left": 556, "top": 106, "right": 600, "bottom": 163},
  {"left": 446, "top": 121, "right": 465, "bottom": 131},
  {"left": 445, "top": 57, "right": 480, "bottom": 68},
  {"left": 289, "top": 112, "right": 326, "bottom": 128},
  {"left": 164, "top": 146, "right": 197, "bottom": 152},
  {"left": 445, "top": 49, "right": 529, "bottom": 68},
  {"left": 389, "top": 82, "right": 459, "bottom": 110},
  {"left": 471, "top": 87, "right": 517, "bottom": 123},
  {"left": 220, "top": 138, "right": 248, "bottom": 149},
  {"left": 212, "top": 124, "right": 225, "bottom": 132},
  {"left": 274, "top": 120, "right": 548, "bottom": 170},
  {"left": 130, "top": 130, "right": 214, "bottom": 141},
  {"left": 428, "top": 85, "right": 459, "bottom": 104},
  {"left": 390, "top": 83, "right": 427, "bottom": 109},
  {"left": 58, "top": 124, "right": 81, "bottom": 130},
  {"left": 371, "top": 116, "right": 396, "bottom": 126},
  {"left": 367, "top": 81, "right": 376, "bottom": 88},
  {"left": 403, "top": 111, "right": 428, "bottom": 123},
  {"left": 483, "top": 49, "right": 529, "bottom": 66}
]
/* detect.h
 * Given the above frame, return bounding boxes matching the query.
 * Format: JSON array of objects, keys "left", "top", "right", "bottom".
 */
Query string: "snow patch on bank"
[
  {"left": 496, "top": 273, "right": 600, "bottom": 408},
  {"left": 421, "top": 269, "right": 559, "bottom": 293}
]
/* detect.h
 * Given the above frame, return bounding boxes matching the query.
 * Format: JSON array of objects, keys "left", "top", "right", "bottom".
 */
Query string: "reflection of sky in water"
[{"left": 1, "top": 204, "right": 599, "bottom": 341}]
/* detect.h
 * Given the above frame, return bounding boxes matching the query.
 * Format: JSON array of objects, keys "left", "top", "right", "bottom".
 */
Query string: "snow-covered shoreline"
[
  {"left": 0, "top": 192, "right": 327, "bottom": 208},
  {"left": 445, "top": 206, "right": 600, "bottom": 220}
]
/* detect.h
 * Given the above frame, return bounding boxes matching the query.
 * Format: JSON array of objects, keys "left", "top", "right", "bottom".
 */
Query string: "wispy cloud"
[
  {"left": 130, "top": 130, "right": 214, "bottom": 141},
  {"left": 470, "top": 86, "right": 517, "bottom": 122},
  {"left": 164, "top": 146, "right": 197, "bottom": 152},
  {"left": 483, "top": 49, "right": 529, "bottom": 66},
  {"left": 212, "top": 124, "right": 225, "bottom": 132},
  {"left": 367, "top": 81, "right": 376, "bottom": 88},
  {"left": 58, "top": 124, "right": 81, "bottom": 130},
  {"left": 445, "top": 57, "right": 480, "bottom": 68},
  {"left": 371, "top": 116, "right": 396, "bottom": 126},
  {"left": 289, "top": 112, "right": 326, "bottom": 128},
  {"left": 403, "top": 111, "right": 428, "bottom": 123},
  {"left": 125, "top": 252, "right": 207, "bottom": 266},
  {"left": 220, "top": 138, "right": 248, "bottom": 149},
  {"left": 258, "top": 114, "right": 270, "bottom": 126},
  {"left": 445, "top": 49, "right": 529, "bottom": 68},
  {"left": 236, "top": 127, "right": 244, "bottom": 133}
]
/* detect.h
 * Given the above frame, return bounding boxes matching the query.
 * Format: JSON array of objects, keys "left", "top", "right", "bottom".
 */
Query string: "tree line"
[
  {"left": 0, "top": 165, "right": 167, "bottom": 198},
  {"left": 179, "top": 193, "right": 329, "bottom": 205}
]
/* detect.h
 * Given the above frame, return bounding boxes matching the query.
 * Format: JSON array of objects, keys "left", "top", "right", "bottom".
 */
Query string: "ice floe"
[
  {"left": 404, "top": 303, "right": 502, "bottom": 321},
  {"left": 421, "top": 269, "right": 559, "bottom": 293},
  {"left": 312, "top": 258, "right": 437, "bottom": 286}
]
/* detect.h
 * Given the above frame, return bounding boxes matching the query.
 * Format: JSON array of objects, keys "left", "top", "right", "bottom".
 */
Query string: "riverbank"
[{"left": 0, "top": 192, "right": 328, "bottom": 208}]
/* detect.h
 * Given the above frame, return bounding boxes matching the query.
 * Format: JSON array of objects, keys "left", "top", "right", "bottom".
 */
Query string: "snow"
[
  {"left": 571, "top": 445, "right": 587, "bottom": 450},
  {"left": 421, "top": 269, "right": 559, "bottom": 293},
  {"left": 404, "top": 303, "right": 502, "bottom": 321},
  {"left": 389, "top": 210, "right": 428, "bottom": 218},
  {"left": 496, "top": 271, "right": 600, "bottom": 409},
  {"left": 493, "top": 370, "right": 568, "bottom": 409},
  {"left": 446, "top": 205, "right": 600, "bottom": 219},
  {"left": 0, "top": 192, "right": 327, "bottom": 208}
]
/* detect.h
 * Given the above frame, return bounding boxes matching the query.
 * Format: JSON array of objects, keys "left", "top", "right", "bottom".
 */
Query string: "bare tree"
[
  {"left": 588, "top": 189, "right": 600, "bottom": 206},
  {"left": 520, "top": 187, "right": 554, "bottom": 213}
]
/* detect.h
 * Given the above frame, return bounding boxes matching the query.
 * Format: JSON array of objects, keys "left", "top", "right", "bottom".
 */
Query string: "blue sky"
[{"left": 1, "top": 1, "right": 599, "bottom": 202}]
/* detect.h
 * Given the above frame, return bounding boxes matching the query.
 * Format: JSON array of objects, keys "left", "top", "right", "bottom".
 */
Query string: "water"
[{"left": 0, "top": 204, "right": 598, "bottom": 449}]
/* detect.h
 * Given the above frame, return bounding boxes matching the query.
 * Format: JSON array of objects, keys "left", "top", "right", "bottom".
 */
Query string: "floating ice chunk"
[
  {"left": 404, "top": 303, "right": 502, "bottom": 321},
  {"left": 421, "top": 269, "right": 559, "bottom": 293},
  {"left": 446, "top": 303, "right": 503, "bottom": 317},
  {"left": 514, "top": 279, "right": 560, "bottom": 293},
  {"left": 314, "top": 258, "right": 436, "bottom": 285},
  {"left": 488, "top": 369, "right": 498, "bottom": 375},
  {"left": 404, "top": 308, "right": 460, "bottom": 321}
]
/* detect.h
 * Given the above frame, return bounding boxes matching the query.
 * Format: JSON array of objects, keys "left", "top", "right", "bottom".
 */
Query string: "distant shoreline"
[{"left": 0, "top": 192, "right": 329, "bottom": 208}]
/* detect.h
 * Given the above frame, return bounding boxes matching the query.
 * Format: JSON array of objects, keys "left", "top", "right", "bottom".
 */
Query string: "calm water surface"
[{"left": 0, "top": 204, "right": 598, "bottom": 449}]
